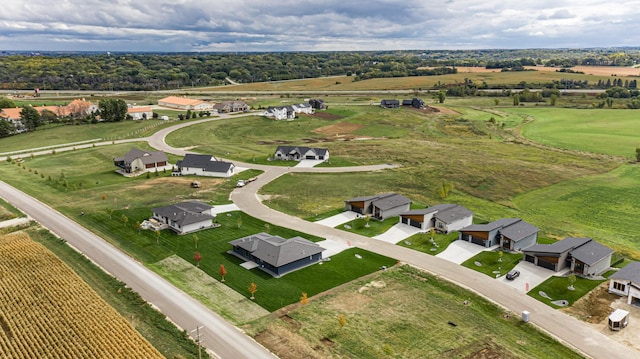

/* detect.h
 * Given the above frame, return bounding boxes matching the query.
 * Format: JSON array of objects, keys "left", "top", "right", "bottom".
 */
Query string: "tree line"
[{"left": 1, "top": 48, "right": 640, "bottom": 91}]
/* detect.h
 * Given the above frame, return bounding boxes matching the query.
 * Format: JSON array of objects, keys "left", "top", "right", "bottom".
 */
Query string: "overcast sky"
[{"left": 0, "top": 1, "right": 638, "bottom": 52}]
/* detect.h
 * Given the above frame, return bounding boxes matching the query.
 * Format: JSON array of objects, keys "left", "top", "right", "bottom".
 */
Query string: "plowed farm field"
[{"left": 0, "top": 232, "right": 163, "bottom": 359}]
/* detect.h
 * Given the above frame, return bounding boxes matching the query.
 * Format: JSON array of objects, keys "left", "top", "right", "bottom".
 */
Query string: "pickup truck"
[{"left": 236, "top": 177, "right": 257, "bottom": 188}]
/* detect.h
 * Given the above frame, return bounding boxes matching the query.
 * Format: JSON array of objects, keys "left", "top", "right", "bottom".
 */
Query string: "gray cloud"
[{"left": 0, "top": 0, "right": 639, "bottom": 51}]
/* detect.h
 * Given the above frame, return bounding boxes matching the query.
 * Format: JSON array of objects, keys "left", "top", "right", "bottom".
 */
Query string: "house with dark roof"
[
  {"left": 151, "top": 201, "right": 216, "bottom": 235},
  {"left": 459, "top": 218, "right": 538, "bottom": 250},
  {"left": 308, "top": 99, "right": 327, "bottom": 110},
  {"left": 263, "top": 106, "right": 295, "bottom": 120},
  {"left": 228, "top": 232, "right": 325, "bottom": 277},
  {"left": 609, "top": 261, "right": 640, "bottom": 305},
  {"left": 399, "top": 204, "right": 473, "bottom": 233},
  {"left": 176, "top": 154, "right": 235, "bottom": 178},
  {"left": 114, "top": 148, "right": 168, "bottom": 174},
  {"left": 402, "top": 98, "right": 425, "bottom": 109},
  {"left": 522, "top": 237, "right": 613, "bottom": 276},
  {"left": 380, "top": 99, "right": 400, "bottom": 108},
  {"left": 345, "top": 193, "right": 412, "bottom": 221},
  {"left": 274, "top": 146, "right": 329, "bottom": 161}
]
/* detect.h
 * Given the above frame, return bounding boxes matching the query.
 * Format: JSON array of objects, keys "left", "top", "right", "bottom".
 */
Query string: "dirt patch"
[
  {"left": 311, "top": 112, "right": 343, "bottom": 121},
  {"left": 130, "top": 176, "right": 195, "bottom": 190},
  {"left": 329, "top": 290, "right": 373, "bottom": 313},
  {"left": 254, "top": 325, "right": 328, "bottom": 359},
  {"left": 430, "top": 105, "right": 459, "bottom": 115},
  {"left": 562, "top": 282, "right": 619, "bottom": 323},
  {"left": 314, "top": 122, "right": 363, "bottom": 137},
  {"left": 280, "top": 314, "right": 302, "bottom": 330}
]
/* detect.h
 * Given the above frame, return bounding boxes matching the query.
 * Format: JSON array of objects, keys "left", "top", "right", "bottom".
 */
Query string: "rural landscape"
[{"left": 2, "top": 48, "right": 640, "bottom": 359}]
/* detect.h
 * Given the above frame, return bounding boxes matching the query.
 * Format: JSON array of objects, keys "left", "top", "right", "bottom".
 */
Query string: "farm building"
[{"left": 158, "top": 96, "right": 213, "bottom": 111}]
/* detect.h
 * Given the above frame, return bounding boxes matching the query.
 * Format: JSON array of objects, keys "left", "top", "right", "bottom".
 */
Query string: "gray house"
[
  {"left": 609, "top": 261, "right": 640, "bottom": 305},
  {"left": 399, "top": 204, "right": 473, "bottom": 233},
  {"left": 228, "top": 232, "right": 325, "bottom": 277},
  {"left": 522, "top": 237, "right": 613, "bottom": 276},
  {"left": 151, "top": 201, "right": 215, "bottom": 235},
  {"left": 459, "top": 218, "right": 538, "bottom": 250},
  {"left": 176, "top": 154, "right": 235, "bottom": 178},
  {"left": 380, "top": 99, "right": 400, "bottom": 108},
  {"left": 274, "top": 146, "right": 329, "bottom": 161},
  {"left": 114, "top": 148, "right": 168, "bottom": 174},
  {"left": 345, "top": 193, "right": 412, "bottom": 221}
]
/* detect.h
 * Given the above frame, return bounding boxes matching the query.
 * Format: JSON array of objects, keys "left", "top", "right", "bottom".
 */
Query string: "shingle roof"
[
  {"left": 229, "top": 232, "right": 324, "bottom": 267},
  {"left": 570, "top": 240, "right": 614, "bottom": 266},
  {"left": 151, "top": 201, "right": 215, "bottom": 227},
  {"left": 434, "top": 205, "right": 473, "bottom": 224},
  {"left": 114, "top": 148, "right": 167, "bottom": 166},
  {"left": 275, "top": 146, "right": 329, "bottom": 158},
  {"left": 610, "top": 261, "right": 640, "bottom": 283},
  {"left": 177, "top": 154, "right": 234, "bottom": 173},
  {"left": 524, "top": 237, "right": 592, "bottom": 256},
  {"left": 499, "top": 220, "right": 539, "bottom": 242},
  {"left": 373, "top": 193, "right": 412, "bottom": 211},
  {"left": 460, "top": 218, "right": 521, "bottom": 232},
  {"left": 127, "top": 106, "right": 153, "bottom": 113}
]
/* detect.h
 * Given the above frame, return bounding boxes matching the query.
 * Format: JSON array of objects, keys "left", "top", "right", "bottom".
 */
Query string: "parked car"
[{"left": 506, "top": 270, "right": 520, "bottom": 280}]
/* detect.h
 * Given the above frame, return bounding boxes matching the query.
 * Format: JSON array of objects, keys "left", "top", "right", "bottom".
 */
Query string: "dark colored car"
[{"left": 506, "top": 270, "right": 520, "bottom": 280}]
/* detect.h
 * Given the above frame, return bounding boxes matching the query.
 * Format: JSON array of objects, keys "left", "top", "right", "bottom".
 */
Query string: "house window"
[{"left": 613, "top": 282, "right": 626, "bottom": 292}]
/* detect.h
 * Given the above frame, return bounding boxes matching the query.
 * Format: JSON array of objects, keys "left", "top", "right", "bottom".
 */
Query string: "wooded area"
[{"left": 1, "top": 48, "right": 639, "bottom": 91}]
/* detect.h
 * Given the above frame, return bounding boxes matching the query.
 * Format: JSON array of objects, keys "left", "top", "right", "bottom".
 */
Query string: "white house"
[
  {"left": 609, "top": 261, "right": 640, "bottom": 305},
  {"left": 291, "top": 103, "right": 314, "bottom": 115},
  {"left": 127, "top": 106, "right": 153, "bottom": 120},
  {"left": 151, "top": 201, "right": 216, "bottom": 235},
  {"left": 176, "top": 154, "right": 235, "bottom": 178},
  {"left": 263, "top": 106, "right": 295, "bottom": 120},
  {"left": 273, "top": 146, "right": 329, "bottom": 161}
]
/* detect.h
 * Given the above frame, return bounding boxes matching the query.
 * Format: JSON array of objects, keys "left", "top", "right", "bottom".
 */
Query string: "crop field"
[
  {"left": 247, "top": 265, "right": 582, "bottom": 359},
  {"left": 0, "top": 231, "right": 163, "bottom": 359},
  {"left": 507, "top": 107, "right": 640, "bottom": 159}
]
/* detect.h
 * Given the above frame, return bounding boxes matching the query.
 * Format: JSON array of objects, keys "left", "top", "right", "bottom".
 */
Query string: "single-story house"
[
  {"left": 263, "top": 106, "right": 295, "bottom": 120},
  {"left": 127, "top": 106, "right": 153, "bottom": 120},
  {"left": 158, "top": 96, "right": 213, "bottom": 111},
  {"left": 399, "top": 204, "right": 473, "bottom": 233},
  {"left": 402, "top": 98, "right": 425, "bottom": 108},
  {"left": 522, "top": 237, "right": 613, "bottom": 276},
  {"left": 609, "top": 261, "right": 640, "bottom": 305},
  {"left": 345, "top": 193, "right": 412, "bottom": 221},
  {"left": 176, "top": 154, "right": 235, "bottom": 178},
  {"left": 273, "top": 146, "right": 329, "bottom": 161},
  {"left": 228, "top": 232, "right": 325, "bottom": 277},
  {"left": 381, "top": 99, "right": 400, "bottom": 108},
  {"left": 213, "top": 101, "right": 250, "bottom": 114},
  {"left": 459, "top": 218, "right": 538, "bottom": 250},
  {"left": 114, "top": 148, "right": 168, "bottom": 174},
  {"left": 151, "top": 201, "right": 216, "bottom": 235}
]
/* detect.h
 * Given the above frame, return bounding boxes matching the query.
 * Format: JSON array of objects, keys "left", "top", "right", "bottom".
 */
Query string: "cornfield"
[{"left": 0, "top": 232, "right": 164, "bottom": 358}]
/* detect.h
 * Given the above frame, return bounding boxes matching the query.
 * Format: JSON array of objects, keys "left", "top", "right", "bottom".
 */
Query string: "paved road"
[
  {"left": 0, "top": 181, "right": 277, "bottom": 359},
  {"left": 229, "top": 176, "right": 638, "bottom": 359}
]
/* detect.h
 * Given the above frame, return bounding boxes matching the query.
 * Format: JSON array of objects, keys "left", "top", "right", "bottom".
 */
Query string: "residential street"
[
  {"left": 0, "top": 181, "right": 277, "bottom": 359},
  {"left": 0, "top": 113, "right": 638, "bottom": 359}
]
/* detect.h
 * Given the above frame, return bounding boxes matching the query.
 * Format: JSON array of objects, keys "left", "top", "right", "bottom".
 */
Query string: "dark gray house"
[
  {"left": 308, "top": 99, "right": 327, "bottom": 109},
  {"left": 399, "top": 204, "right": 473, "bottom": 233},
  {"left": 151, "top": 201, "right": 215, "bottom": 235},
  {"left": 522, "top": 237, "right": 613, "bottom": 276},
  {"left": 114, "top": 148, "right": 168, "bottom": 174},
  {"left": 458, "top": 218, "right": 538, "bottom": 250},
  {"left": 402, "top": 98, "right": 425, "bottom": 108},
  {"left": 345, "top": 193, "right": 412, "bottom": 220},
  {"left": 228, "top": 232, "right": 325, "bottom": 277},
  {"left": 380, "top": 99, "right": 400, "bottom": 108}
]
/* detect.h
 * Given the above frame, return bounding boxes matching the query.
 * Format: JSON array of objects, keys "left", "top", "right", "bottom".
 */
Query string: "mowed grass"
[
  {"left": 462, "top": 250, "right": 522, "bottom": 278},
  {"left": 398, "top": 231, "right": 460, "bottom": 255},
  {"left": 0, "top": 146, "right": 395, "bottom": 314},
  {"left": 528, "top": 276, "right": 606, "bottom": 308},
  {"left": 203, "top": 70, "right": 612, "bottom": 92},
  {"left": 509, "top": 107, "right": 640, "bottom": 159},
  {"left": 514, "top": 164, "right": 640, "bottom": 258},
  {"left": 0, "top": 119, "right": 179, "bottom": 153},
  {"left": 247, "top": 265, "right": 582, "bottom": 359}
]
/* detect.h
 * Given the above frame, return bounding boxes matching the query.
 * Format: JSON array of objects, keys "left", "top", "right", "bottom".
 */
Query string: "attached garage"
[
  {"left": 538, "top": 259, "right": 557, "bottom": 271},
  {"left": 471, "top": 236, "right": 485, "bottom": 246},
  {"left": 525, "top": 255, "right": 535, "bottom": 263}
]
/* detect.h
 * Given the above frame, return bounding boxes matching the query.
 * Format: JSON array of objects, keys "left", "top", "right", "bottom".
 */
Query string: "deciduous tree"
[
  {"left": 248, "top": 282, "right": 257, "bottom": 300},
  {"left": 21, "top": 106, "right": 41, "bottom": 131},
  {"left": 194, "top": 251, "right": 202, "bottom": 268},
  {"left": 98, "top": 98, "right": 127, "bottom": 122},
  {"left": 219, "top": 264, "right": 227, "bottom": 282},
  {"left": 300, "top": 292, "right": 308, "bottom": 305}
]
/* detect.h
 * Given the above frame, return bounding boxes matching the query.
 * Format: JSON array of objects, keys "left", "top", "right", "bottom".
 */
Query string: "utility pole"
[{"left": 190, "top": 325, "right": 204, "bottom": 359}]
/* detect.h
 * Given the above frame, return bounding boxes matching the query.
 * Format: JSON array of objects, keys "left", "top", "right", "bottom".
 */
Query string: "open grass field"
[
  {"left": 514, "top": 164, "right": 640, "bottom": 258},
  {"left": 246, "top": 265, "right": 582, "bottom": 359},
  {"left": 508, "top": 107, "right": 640, "bottom": 159},
  {"left": 0, "top": 119, "right": 182, "bottom": 154},
  {"left": 0, "top": 231, "right": 164, "bottom": 359},
  {"left": 201, "top": 68, "right": 615, "bottom": 92}
]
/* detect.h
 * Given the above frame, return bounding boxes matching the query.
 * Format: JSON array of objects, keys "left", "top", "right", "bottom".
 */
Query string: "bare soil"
[
  {"left": 313, "top": 122, "right": 363, "bottom": 137},
  {"left": 310, "top": 112, "right": 343, "bottom": 121}
]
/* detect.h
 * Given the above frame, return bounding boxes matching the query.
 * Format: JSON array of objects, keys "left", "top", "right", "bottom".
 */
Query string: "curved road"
[{"left": 1, "top": 112, "right": 637, "bottom": 358}]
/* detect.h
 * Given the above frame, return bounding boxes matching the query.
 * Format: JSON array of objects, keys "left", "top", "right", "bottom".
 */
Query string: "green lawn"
[
  {"left": 338, "top": 216, "right": 398, "bottom": 237},
  {"left": 462, "top": 250, "right": 523, "bottom": 278},
  {"left": 515, "top": 164, "right": 640, "bottom": 258},
  {"left": 507, "top": 107, "right": 640, "bottom": 159},
  {"left": 528, "top": 276, "right": 605, "bottom": 308},
  {"left": 398, "top": 232, "right": 460, "bottom": 255}
]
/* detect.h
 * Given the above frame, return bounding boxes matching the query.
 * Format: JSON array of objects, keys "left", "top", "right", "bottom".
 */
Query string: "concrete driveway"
[
  {"left": 314, "top": 211, "right": 359, "bottom": 227},
  {"left": 373, "top": 223, "right": 423, "bottom": 244},
  {"left": 295, "top": 159, "right": 325, "bottom": 168},
  {"left": 317, "top": 239, "right": 352, "bottom": 257},
  {"left": 436, "top": 240, "right": 497, "bottom": 264},
  {"left": 499, "top": 261, "right": 558, "bottom": 293}
]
